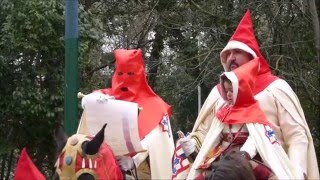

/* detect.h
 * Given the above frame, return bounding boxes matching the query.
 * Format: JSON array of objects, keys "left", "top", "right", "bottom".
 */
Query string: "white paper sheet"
[{"left": 84, "top": 97, "right": 145, "bottom": 156}]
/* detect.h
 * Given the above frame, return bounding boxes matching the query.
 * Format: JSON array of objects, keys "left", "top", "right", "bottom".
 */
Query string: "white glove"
[
  {"left": 179, "top": 136, "right": 196, "bottom": 156},
  {"left": 81, "top": 92, "right": 114, "bottom": 109},
  {"left": 117, "top": 156, "right": 135, "bottom": 171}
]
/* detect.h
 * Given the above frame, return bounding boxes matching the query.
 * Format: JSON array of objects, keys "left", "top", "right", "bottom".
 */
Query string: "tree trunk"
[
  {"left": 148, "top": 25, "right": 164, "bottom": 88},
  {"left": 5, "top": 150, "right": 14, "bottom": 180},
  {"left": 308, "top": 0, "right": 320, "bottom": 64},
  {"left": 1, "top": 154, "right": 7, "bottom": 180}
]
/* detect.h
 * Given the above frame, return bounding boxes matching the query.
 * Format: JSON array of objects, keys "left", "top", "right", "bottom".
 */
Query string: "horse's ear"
[
  {"left": 82, "top": 123, "right": 107, "bottom": 155},
  {"left": 54, "top": 125, "right": 68, "bottom": 154}
]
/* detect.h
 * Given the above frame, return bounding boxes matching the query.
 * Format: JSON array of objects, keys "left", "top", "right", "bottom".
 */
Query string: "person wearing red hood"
[
  {"left": 80, "top": 48, "right": 175, "bottom": 179},
  {"left": 188, "top": 59, "right": 302, "bottom": 179},
  {"left": 179, "top": 9, "right": 319, "bottom": 180}
]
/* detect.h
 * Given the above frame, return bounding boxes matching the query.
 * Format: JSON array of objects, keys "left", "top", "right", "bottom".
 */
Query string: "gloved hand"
[
  {"left": 117, "top": 156, "right": 135, "bottom": 171},
  {"left": 179, "top": 136, "right": 196, "bottom": 157}
]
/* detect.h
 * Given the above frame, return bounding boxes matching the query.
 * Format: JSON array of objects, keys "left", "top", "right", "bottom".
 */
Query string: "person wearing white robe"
[
  {"left": 179, "top": 10, "right": 319, "bottom": 180},
  {"left": 187, "top": 58, "right": 302, "bottom": 179}
]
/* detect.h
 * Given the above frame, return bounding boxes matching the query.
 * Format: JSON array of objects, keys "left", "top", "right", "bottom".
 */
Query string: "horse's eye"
[
  {"left": 128, "top": 72, "right": 134, "bottom": 76},
  {"left": 117, "top": 72, "right": 123, "bottom": 75}
]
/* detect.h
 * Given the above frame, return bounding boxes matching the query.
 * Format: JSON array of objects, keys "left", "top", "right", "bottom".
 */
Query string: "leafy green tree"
[{"left": 0, "top": 0, "right": 64, "bottom": 177}]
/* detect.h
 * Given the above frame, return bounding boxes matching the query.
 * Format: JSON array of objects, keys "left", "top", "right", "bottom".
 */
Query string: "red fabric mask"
[{"left": 99, "top": 49, "right": 171, "bottom": 139}]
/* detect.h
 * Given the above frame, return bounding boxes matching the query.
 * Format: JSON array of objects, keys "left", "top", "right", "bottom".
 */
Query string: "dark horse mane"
[{"left": 205, "top": 150, "right": 256, "bottom": 180}]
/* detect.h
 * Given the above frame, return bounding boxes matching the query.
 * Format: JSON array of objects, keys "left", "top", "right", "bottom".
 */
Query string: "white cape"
[{"left": 187, "top": 119, "right": 303, "bottom": 179}]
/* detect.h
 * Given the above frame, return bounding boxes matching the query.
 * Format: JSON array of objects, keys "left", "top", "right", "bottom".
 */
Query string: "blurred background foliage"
[{"left": 0, "top": 0, "right": 319, "bottom": 178}]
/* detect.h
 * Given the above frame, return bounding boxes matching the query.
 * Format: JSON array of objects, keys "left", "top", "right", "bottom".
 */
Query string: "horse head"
[{"left": 54, "top": 124, "right": 123, "bottom": 180}]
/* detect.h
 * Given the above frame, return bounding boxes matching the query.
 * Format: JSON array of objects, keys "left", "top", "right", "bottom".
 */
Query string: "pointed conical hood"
[
  {"left": 110, "top": 49, "right": 156, "bottom": 101},
  {"left": 219, "top": 9, "right": 278, "bottom": 94},
  {"left": 98, "top": 49, "right": 171, "bottom": 139},
  {"left": 14, "top": 148, "right": 45, "bottom": 180},
  {"left": 219, "top": 58, "right": 271, "bottom": 126}
]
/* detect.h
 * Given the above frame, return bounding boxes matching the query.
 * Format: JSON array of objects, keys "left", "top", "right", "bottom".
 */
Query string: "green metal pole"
[{"left": 64, "top": 0, "right": 78, "bottom": 135}]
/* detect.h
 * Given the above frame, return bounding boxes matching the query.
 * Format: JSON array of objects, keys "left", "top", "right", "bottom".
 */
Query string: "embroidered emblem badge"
[{"left": 264, "top": 125, "right": 278, "bottom": 144}]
